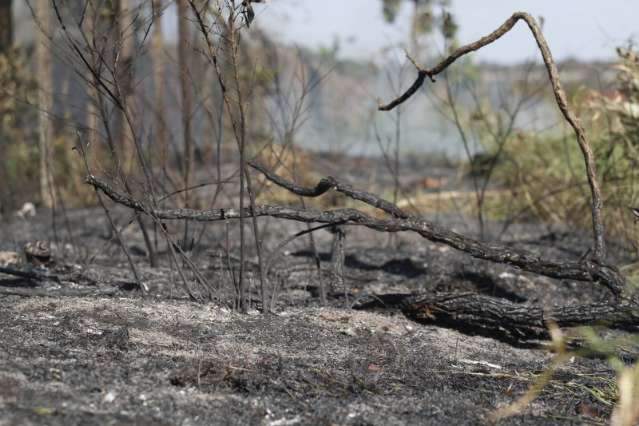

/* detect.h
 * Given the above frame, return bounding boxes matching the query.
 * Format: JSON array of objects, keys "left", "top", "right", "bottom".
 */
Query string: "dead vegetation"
[{"left": 2, "top": 2, "right": 639, "bottom": 424}]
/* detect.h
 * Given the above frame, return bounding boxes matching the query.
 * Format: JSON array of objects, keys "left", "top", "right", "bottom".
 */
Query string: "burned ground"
[{"left": 0, "top": 205, "right": 632, "bottom": 425}]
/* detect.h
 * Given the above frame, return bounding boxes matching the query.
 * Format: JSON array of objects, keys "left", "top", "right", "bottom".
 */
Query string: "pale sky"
[{"left": 253, "top": 0, "right": 639, "bottom": 63}]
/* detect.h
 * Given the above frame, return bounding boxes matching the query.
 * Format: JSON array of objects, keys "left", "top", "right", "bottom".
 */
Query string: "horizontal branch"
[
  {"left": 0, "top": 286, "right": 118, "bottom": 298},
  {"left": 355, "top": 292, "right": 639, "bottom": 343},
  {"left": 86, "top": 174, "right": 626, "bottom": 296},
  {"left": 0, "top": 266, "right": 59, "bottom": 282},
  {"left": 407, "top": 293, "right": 639, "bottom": 330}
]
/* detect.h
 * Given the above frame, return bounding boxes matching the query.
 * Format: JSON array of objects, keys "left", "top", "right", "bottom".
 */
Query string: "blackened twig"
[{"left": 0, "top": 266, "right": 57, "bottom": 282}]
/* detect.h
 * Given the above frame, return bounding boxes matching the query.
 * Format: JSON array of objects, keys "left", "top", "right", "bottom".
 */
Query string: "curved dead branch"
[
  {"left": 379, "top": 11, "right": 606, "bottom": 262},
  {"left": 249, "top": 162, "right": 409, "bottom": 218},
  {"left": 86, "top": 174, "right": 626, "bottom": 297}
]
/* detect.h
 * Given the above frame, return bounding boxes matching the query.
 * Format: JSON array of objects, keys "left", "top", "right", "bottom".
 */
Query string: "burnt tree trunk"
[
  {"left": 151, "top": 0, "right": 168, "bottom": 175},
  {"left": 355, "top": 292, "right": 639, "bottom": 347},
  {"left": 0, "top": 0, "right": 12, "bottom": 54}
]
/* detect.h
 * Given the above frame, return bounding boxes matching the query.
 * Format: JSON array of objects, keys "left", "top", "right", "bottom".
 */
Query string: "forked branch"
[
  {"left": 86, "top": 173, "right": 626, "bottom": 297},
  {"left": 379, "top": 12, "right": 606, "bottom": 262}
]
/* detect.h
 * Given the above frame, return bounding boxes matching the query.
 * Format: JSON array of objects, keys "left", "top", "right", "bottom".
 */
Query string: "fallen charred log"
[{"left": 355, "top": 292, "right": 639, "bottom": 347}]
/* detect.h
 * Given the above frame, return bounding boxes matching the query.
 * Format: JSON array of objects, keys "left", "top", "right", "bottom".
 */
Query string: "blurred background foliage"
[
  {"left": 0, "top": 48, "right": 39, "bottom": 210},
  {"left": 485, "top": 46, "right": 639, "bottom": 248},
  {"left": 0, "top": 0, "right": 636, "bottom": 256}
]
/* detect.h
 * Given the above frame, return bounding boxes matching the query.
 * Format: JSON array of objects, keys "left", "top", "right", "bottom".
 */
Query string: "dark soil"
[{"left": 0, "top": 200, "right": 633, "bottom": 425}]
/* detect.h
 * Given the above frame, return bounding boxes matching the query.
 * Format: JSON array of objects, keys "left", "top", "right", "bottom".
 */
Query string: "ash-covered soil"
[{"left": 0, "top": 203, "right": 633, "bottom": 425}]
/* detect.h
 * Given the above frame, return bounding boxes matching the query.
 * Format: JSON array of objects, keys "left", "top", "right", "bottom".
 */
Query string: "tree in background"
[
  {"left": 0, "top": 0, "right": 12, "bottom": 54},
  {"left": 381, "top": 0, "right": 457, "bottom": 52},
  {"left": 36, "top": 0, "right": 54, "bottom": 208},
  {"left": 115, "top": 0, "right": 136, "bottom": 170},
  {"left": 151, "top": 0, "right": 168, "bottom": 176},
  {"left": 177, "top": 0, "right": 194, "bottom": 246},
  {"left": 0, "top": 0, "right": 12, "bottom": 211},
  {"left": 0, "top": 0, "right": 16, "bottom": 212},
  {"left": 83, "top": 1, "right": 100, "bottom": 157}
]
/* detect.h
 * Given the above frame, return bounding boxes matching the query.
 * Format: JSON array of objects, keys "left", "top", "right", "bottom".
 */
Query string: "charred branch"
[
  {"left": 86, "top": 174, "right": 627, "bottom": 297},
  {"left": 0, "top": 266, "right": 59, "bottom": 283},
  {"left": 355, "top": 292, "right": 639, "bottom": 344},
  {"left": 249, "top": 162, "right": 408, "bottom": 218},
  {"left": 0, "top": 286, "right": 118, "bottom": 298},
  {"left": 379, "top": 12, "right": 606, "bottom": 262}
]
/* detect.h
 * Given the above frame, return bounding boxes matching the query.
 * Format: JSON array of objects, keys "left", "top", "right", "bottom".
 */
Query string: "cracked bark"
[{"left": 355, "top": 292, "right": 639, "bottom": 345}]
